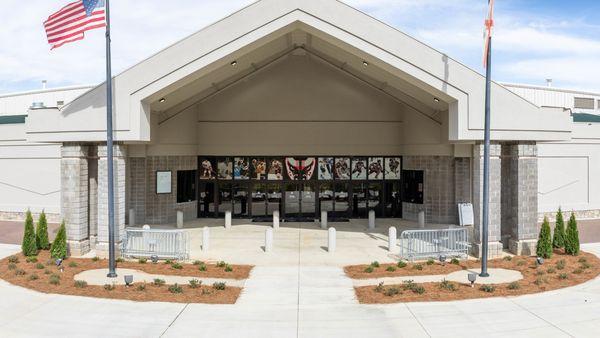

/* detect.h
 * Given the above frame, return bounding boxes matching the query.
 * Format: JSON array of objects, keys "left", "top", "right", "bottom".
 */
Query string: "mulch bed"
[
  {"left": 0, "top": 251, "right": 253, "bottom": 304},
  {"left": 353, "top": 250, "right": 600, "bottom": 304},
  {"left": 345, "top": 260, "right": 464, "bottom": 279}
]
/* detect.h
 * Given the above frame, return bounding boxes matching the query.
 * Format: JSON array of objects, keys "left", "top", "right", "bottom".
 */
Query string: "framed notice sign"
[{"left": 156, "top": 171, "right": 172, "bottom": 194}]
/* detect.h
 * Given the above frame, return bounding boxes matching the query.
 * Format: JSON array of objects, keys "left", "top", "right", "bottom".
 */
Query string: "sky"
[{"left": 1, "top": 0, "right": 600, "bottom": 94}]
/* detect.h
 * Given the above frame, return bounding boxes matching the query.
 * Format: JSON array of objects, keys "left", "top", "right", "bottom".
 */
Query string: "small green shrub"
[
  {"left": 479, "top": 284, "right": 495, "bottom": 293},
  {"left": 385, "top": 266, "right": 396, "bottom": 272},
  {"left": 507, "top": 282, "right": 520, "bottom": 290},
  {"left": 168, "top": 284, "right": 183, "bottom": 294},
  {"left": 581, "top": 262, "right": 592, "bottom": 270},
  {"left": 451, "top": 258, "right": 460, "bottom": 265},
  {"left": 553, "top": 208, "right": 566, "bottom": 249},
  {"left": 364, "top": 266, "right": 374, "bottom": 273},
  {"left": 50, "top": 221, "right": 67, "bottom": 259},
  {"left": 49, "top": 275, "right": 60, "bottom": 285},
  {"left": 224, "top": 264, "right": 233, "bottom": 272},
  {"left": 68, "top": 261, "right": 78, "bottom": 268},
  {"left": 216, "top": 261, "right": 227, "bottom": 268},
  {"left": 193, "top": 260, "right": 203, "bottom": 266},
  {"left": 573, "top": 268, "right": 584, "bottom": 274},
  {"left": 26, "top": 256, "right": 38, "bottom": 263},
  {"left": 198, "top": 263, "right": 207, "bottom": 272},
  {"left": 534, "top": 277, "right": 547, "bottom": 286},
  {"left": 426, "top": 259, "right": 435, "bottom": 266},
  {"left": 104, "top": 284, "right": 115, "bottom": 291},
  {"left": 188, "top": 279, "right": 201, "bottom": 289},
  {"left": 136, "top": 283, "right": 147, "bottom": 291},
  {"left": 164, "top": 259, "right": 173, "bottom": 264},
  {"left": 36, "top": 210, "right": 50, "bottom": 250},
  {"left": 14, "top": 268, "right": 26, "bottom": 276},
  {"left": 116, "top": 257, "right": 125, "bottom": 263},
  {"left": 413, "top": 264, "right": 423, "bottom": 271},
  {"left": 22, "top": 210, "right": 38, "bottom": 257},
  {"left": 92, "top": 256, "right": 100, "bottom": 262},
  {"left": 503, "top": 256, "right": 513, "bottom": 262},
  {"left": 153, "top": 278, "right": 166, "bottom": 286},
  {"left": 384, "top": 287, "right": 401, "bottom": 297},
  {"left": 556, "top": 259, "right": 566, "bottom": 270},
  {"left": 536, "top": 217, "right": 553, "bottom": 259},
  {"left": 412, "top": 285, "right": 425, "bottom": 295},
  {"left": 401, "top": 280, "right": 417, "bottom": 291},
  {"left": 44, "top": 269, "right": 51, "bottom": 275},
  {"left": 28, "top": 274, "right": 39, "bottom": 281},
  {"left": 546, "top": 267, "right": 556, "bottom": 274},
  {"left": 535, "top": 269, "right": 545, "bottom": 276},
  {"left": 213, "top": 282, "right": 226, "bottom": 290},
  {"left": 565, "top": 213, "right": 580, "bottom": 255},
  {"left": 138, "top": 258, "right": 147, "bottom": 264},
  {"left": 201, "top": 288, "right": 213, "bottom": 295},
  {"left": 171, "top": 262, "right": 183, "bottom": 270},
  {"left": 439, "top": 279, "right": 457, "bottom": 291},
  {"left": 578, "top": 257, "right": 587, "bottom": 263},
  {"left": 374, "top": 282, "right": 385, "bottom": 293},
  {"left": 397, "top": 261, "right": 407, "bottom": 268},
  {"left": 370, "top": 261, "right": 380, "bottom": 268},
  {"left": 558, "top": 273, "right": 568, "bottom": 280},
  {"left": 74, "top": 280, "right": 88, "bottom": 288},
  {"left": 8, "top": 256, "right": 19, "bottom": 263},
  {"left": 8, "top": 263, "right": 16, "bottom": 270},
  {"left": 517, "top": 260, "right": 526, "bottom": 266}
]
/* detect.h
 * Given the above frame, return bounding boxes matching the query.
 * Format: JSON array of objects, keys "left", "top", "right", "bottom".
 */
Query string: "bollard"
[
  {"left": 265, "top": 228, "right": 273, "bottom": 252},
  {"left": 321, "top": 211, "right": 328, "bottom": 229},
  {"left": 368, "top": 210, "right": 376, "bottom": 230},
  {"left": 225, "top": 210, "right": 232, "bottom": 229},
  {"left": 177, "top": 210, "right": 184, "bottom": 229},
  {"left": 129, "top": 208, "right": 136, "bottom": 227},
  {"left": 388, "top": 226, "right": 397, "bottom": 251},
  {"left": 328, "top": 227, "right": 336, "bottom": 253},
  {"left": 418, "top": 211, "right": 425, "bottom": 228},
  {"left": 142, "top": 224, "right": 150, "bottom": 230},
  {"left": 273, "top": 211, "right": 280, "bottom": 230},
  {"left": 202, "top": 226, "right": 210, "bottom": 252}
]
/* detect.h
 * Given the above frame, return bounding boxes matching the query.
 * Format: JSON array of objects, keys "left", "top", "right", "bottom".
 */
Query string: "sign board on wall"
[
  {"left": 156, "top": 171, "right": 172, "bottom": 194},
  {"left": 458, "top": 203, "right": 474, "bottom": 226}
]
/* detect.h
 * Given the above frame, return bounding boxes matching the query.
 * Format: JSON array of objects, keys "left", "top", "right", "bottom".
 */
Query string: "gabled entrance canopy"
[{"left": 26, "top": 0, "right": 571, "bottom": 143}]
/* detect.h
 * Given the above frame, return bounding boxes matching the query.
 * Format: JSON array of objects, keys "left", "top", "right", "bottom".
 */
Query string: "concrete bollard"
[
  {"left": 129, "top": 208, "right": 135, "bottom": 227},
  {"left": 368, "top": 210, "right": 376, "bottom": 230},
  {"left": 418, "top": 211, "right": 425, "bottom": 228},
  {"left": 225, "top": 210, "right": 232, "bottom": 229},
  {"left": 321, "top": 211, "right": 328, "bottom": 229},
  {"left": 202, "top": 226, "right": 210, "bottom": 252},
  {"left": 177, "top": 210, "right": 184, "bottom": 229},
  {"left": 273, "top": 211, "right": 280, "bottom": 230},
  {"left": 328, "top": 227, "right": 336, "bottom": 253},
  {"left": 265, "top": 228, "right": 273, "bottom": 252},
  {"left": 388, "top": 226, "right": 397, "bottom": 251},
  {"left": 142, "top": 224, "right": 150, "bottom": 230}
]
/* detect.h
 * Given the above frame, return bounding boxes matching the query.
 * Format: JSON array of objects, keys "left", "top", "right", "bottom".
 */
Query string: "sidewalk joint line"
[
  {"left": 508, "top": 298, "right": 575, "bottom": 337},
  {"left": 404, "top": 303, "right": 432, "bottom": 338},
  {"left": 160, "top": 303, "right": 189, "bottom": 337}
]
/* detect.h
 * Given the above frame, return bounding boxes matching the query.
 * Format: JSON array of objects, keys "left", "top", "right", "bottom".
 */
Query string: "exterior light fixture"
[
  {"left": 433, "top": 97, "right": 440, "bottom": 103},
  {"left": 151, "top": 255, "right": 159, "bottom": 264},
  {"left": 231, "top": 60, "right": 238, "bottom": 66},
  {"left": 439, "top": 255, "right": 447, "bottom": 266},
  {"left": 55, "top": 258, "right": 63, "bottom": 267},
  {"left": 536, "top": 257, "right": 544, "bottom": 265},
  {"left": 124, "top": 275, "right": 133, "bottom": 286},
  {"left": 362, "top": 61, "right": 369, "bottom": 67},
  {"left": 468, "top": 273, "right": 477, "bottom": 287},
  {"left": 159, "top": 98, "right": 166, "bottom": 103}
]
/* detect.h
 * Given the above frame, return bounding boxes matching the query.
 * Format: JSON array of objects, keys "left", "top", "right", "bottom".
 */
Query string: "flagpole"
[
  {"left": 480, "top": 35, "right": 492, "bottom": 278},
  {"left": 105, "top": 0, "right": 117, "bottom": 278}
]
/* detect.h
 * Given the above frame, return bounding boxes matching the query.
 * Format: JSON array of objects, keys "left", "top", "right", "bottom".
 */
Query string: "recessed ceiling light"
[
  {"left": 362, "top": 61, "right": 369, "bottom": 67},
  {"left": 433, "top": 97, "right": 440, "bottom": 103},
  {"left": 231, "top": 61, "right": 238, "bottom": 66},
  {"left": 159, "top": 98, "right": 166, "bottom": 103}
]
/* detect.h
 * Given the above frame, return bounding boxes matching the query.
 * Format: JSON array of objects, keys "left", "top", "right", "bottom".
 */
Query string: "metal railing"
[
  {"left": 399, "top": 228, "right": 470, "bottom": 262},
  {"left": 121, "top": 228, "right": 190, "bottom": 261}
]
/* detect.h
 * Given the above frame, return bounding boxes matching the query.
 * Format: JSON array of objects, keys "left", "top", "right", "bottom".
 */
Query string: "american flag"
[
  {"left": 44, "top": 0, "right": 106, "bottom": 49},
  {"left": 483, "top": 0, "right": 495, "bottom": 68}
]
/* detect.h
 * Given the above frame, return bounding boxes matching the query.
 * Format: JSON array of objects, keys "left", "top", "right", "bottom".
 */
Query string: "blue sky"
[{"left": 1, "top": 0, "right": 600, "bottom": 94}]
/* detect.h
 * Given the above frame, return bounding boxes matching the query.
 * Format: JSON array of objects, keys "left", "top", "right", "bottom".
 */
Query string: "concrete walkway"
[{"left": 1, "top": 243, "right": 600, "bottom": 337}]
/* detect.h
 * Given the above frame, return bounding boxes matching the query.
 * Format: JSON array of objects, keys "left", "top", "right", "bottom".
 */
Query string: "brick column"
[
  {"left": 61, "top": 144, "right": 90, "bottom": 256},
  {"left": 96, "top": 144, "right": 127, "bottom": 258},
  {"left": 472, "top": 143, "right": 503, "bottom": 258},
  {"left": 503, "top": 143, "right": 539, "bottom": 255}
]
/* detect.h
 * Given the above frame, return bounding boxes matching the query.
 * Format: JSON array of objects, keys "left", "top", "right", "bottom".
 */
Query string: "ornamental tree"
[
  {"left": 536, "top": 217, "right": 553, "bottom": 259},
  {"left": 36, "top": 210, "right": 50, "bottom": 250},
  {"left": 22, "top": 210, "right": 38, "bottom": 256},
  {"left": 50, "top": 221, "right": 67, "bottom": 259},
  {"left": 565, "top": 213, "right": 580, "bottom": 256},
  {"left": 552, "top": 208, "right": 566, "bottom": 249}
]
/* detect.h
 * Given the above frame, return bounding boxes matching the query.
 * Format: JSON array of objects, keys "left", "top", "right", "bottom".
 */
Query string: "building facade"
[{"left": 1, "top": 0, "right": 595, "bottom": 259}]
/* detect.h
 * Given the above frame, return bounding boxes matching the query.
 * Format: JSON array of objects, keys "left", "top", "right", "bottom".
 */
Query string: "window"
[
  {"left": 574, "top": 97, "right": 595, "bottom": 110},
  {"left": 402, "top": 170, "right": 424, "bottom": 204},
  {"left": 177, "top": 170, "right": 196, "bottom": 203}
]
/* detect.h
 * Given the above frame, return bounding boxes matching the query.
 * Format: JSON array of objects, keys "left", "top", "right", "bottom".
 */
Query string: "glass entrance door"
[
  {"left": 284, "top": 182, "right": 316, "bottom": 221},
  {"left": 251, "top": 183, "right": 268, "bottom": 220},
  {"left": 384, "top": 181, "right": 402, "bottom": 218},
  {"left": 217, "top": 183, "right": 232, "bottom": 217},
  {"left": 197, "top": 182, "right": 215, "bottom": 218},
  {"left": 352, "top": 183, "right": 368, "bottom": 218},
  {"left": 267, "top": 183, "right": 282, "bottom": 216},
  {"left": 232, "top": 183, "right": 248, "bottom": 218},
  {"left": 332, "top": 182, "right": 350, "bottom": 220},
  {"left": 368, "top": 182, "right": 383, "bottom": 217}
]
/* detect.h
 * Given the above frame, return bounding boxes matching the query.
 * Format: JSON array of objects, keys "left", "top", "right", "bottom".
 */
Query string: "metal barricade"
[
  {"left": 399, "top": 228, "right": 470, "bottom": 261},
  {"left": 121, "top": 228, "right": 190, "bottom": 261}
]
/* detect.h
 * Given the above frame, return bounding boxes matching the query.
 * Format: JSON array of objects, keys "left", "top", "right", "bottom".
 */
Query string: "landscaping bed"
[
  {"left": 0, "top": 251, "right": 252, "bottom": 304},
  {"left": 345, "top": 258, "right": 465, "bottom": 279},
  {"left": 352, "top": 251, "right": 600, "bottom": 304}
]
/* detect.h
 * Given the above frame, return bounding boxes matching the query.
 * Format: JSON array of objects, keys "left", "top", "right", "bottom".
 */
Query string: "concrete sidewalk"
[{"left": 0, "top": 244, "right": 600, "bottom": 337}]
